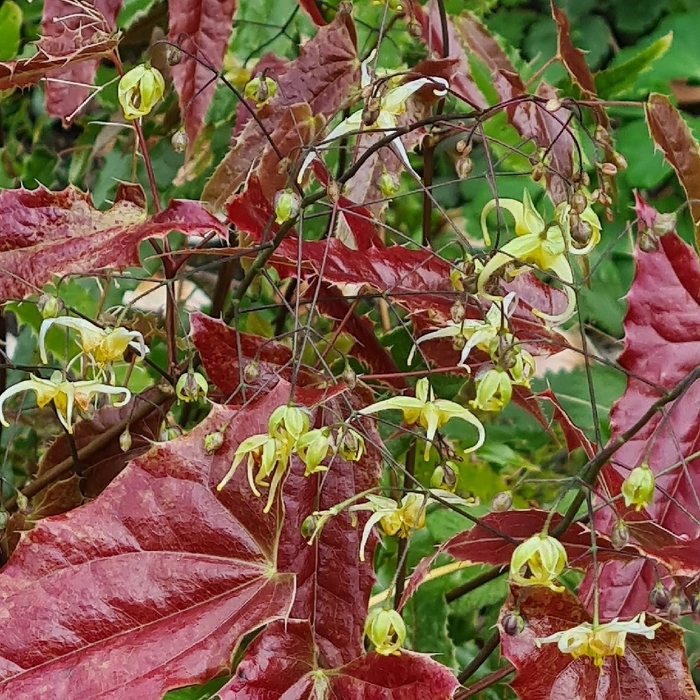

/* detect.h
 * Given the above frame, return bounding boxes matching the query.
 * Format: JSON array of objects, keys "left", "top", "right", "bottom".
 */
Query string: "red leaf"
[
  {"left": 549, "top": 1, "right": 596, "bottom": 95},
  {"left": 501, "top": 586, "right": 696, "bottom": 700},
  {"left": 297, "top": 0, "right": 327, "bottom": 26},
  {"left": 218, "top": 619, "right": 458, "bottom": 699},
  {"left": 40, "top": 0, "right": 121, "bottom": 122},
  {"left": 0, "top": 14, "right": 118, "bottom": 95},
  {"left": 645, "top": 93, "right": 700, "bottom": 250},
  {"left": 0, "top": 187, "right": 225, "bottom": 300},
  {"left": 0, "top": 399, "right": 297, "bottom": 698},
  {"left": 414, "top": 0, "right": 488, "bottom": 109},
  {"left": 169, "top": 0, "right": 237, "bottom": 145},
  {"left": 204, "top": 12, "right": 358, "bottom": 209}
]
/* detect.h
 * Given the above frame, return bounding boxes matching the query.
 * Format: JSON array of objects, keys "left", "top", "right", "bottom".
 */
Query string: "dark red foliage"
[
  {"left": 218, "top": 620, "right": 459, "bottom": 699},
  {"left": 169, "top": 0, "right": 237, "bottom": 145},
  {"left": 0, "top": 187, "right": 225, "bottom": 300},
  {"left": 501, "top": 587, "right": 696, "bottom": 700},
  {"left": 39, "top": 0, "right": 121, "bottom": 122}
]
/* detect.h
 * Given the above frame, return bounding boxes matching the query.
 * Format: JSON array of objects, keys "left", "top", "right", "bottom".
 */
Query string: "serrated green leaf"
[{"left": 595, "top": 33, "right": 673, "bottom": 99}]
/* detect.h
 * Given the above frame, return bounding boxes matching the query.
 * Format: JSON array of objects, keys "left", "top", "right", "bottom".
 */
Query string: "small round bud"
[
  {"left": 455, "top": 139, "right": 472, "bottom": 156},
  {"left": 532, "top": 162, "right": 545, "bottom": 182},
  {"left": 430, "top": 464, "right": 457, "bottom": 491},
  {"left": 610, "top": 518, "right": 629, "bottom": 551},
  {"left": 452, "top": 334, "right": 467, "bottom": 351},
  {"left": 341, "top": 365, "right": 357, "bottom": 390},
  {"left": 599, "top": 162, "right": 618, "bottom": 177},
  {"left": 491, "top": 490, "right": 513, "bottom": 512},
  {"left": 301, "top": 514, "right": 318, "bottom": 539},
  {"left": 119, "top": 428, "right": 132, "bottom": 452},
  {"left": 204, "top": 430, "right": 225, "bottom": 454},
  {"left": 594, "top": 125, "right": 612, "bottom": 148},
  {"left": 612, "top": 151, "right": 628, "bottom": 171},
  {"left": 273, "top": 189, "right": 301, "bottom": 224},
  {"left": 570, "top": 219, "right": 592, "bottom": 247},
  {"left": 639, "top": 231, "right": 659, "bottom": 253},
  {"left": 667, "top": 601, "right": 682, "bottom": 622},
  {"left": 544, "top": 97, "right": 561, "bottom": 112},
  {"left": 244, "top": 75, "right": 278, "bottom": 108},
  {"left": 455, "top": 155, "right": 473, "bottom": 179},
  {"left": 166, "top": 44, "right": 182, "bottom": 66},
  {"left": 243, "top": 360, "right": 260, "bottom": 384},
  {"left": 570, "top": 191, "right": 588, "bottom": 215},
  {"left": 649, "top": 582, "right": 670, "bottom": 610},
  {"left": 37, "top": 294, "right": 64, "bottom": 319},
  {"left": 450, "top": 299, "right": 465, "bottom": 324},
  {"left": 171, "top": 128, "right": 188, "bottom": 153},
  {"left": 501, "top": 611, "right": 525, "bottom": 636}
]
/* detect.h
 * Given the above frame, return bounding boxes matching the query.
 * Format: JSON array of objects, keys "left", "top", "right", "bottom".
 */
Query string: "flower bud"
[
  {"left": 118, "top": 64, "right": 165, "bottom": 120},
  {"left": 430, "top": 464, "right": 457, "bottom": 491},
  {"left": 378, "top": 170, "right": 400, "bottom": 198},
  {"left": 204, "top": 430, "right": 225, "bottom": 454},
  {"left": 37, "top": 294, "right": 64, "bottom": 319},
  {"left": 119, "top": 428, "right": 132, "bottom": 452},
  {"left": 171, "top": 128, "right": 188, "bottom": 153},
  {"left": 336, "top": 427, "right": 365, "bottom": 462},
  {"left": 450, "top": 300, "right": 465, "bottom": 324},
  {"left": 639, "top": 231, "right": 659, "bottom": 253},
  {"left": 175, "top": 371, "right": 209, "bottom": 402},
  {"left": 544, "top": 97, "right": 561, "bottom": 112},
  {"left": 244, "top": 75, "right": 278, "bottom": 107},
  {"left": 610, "top": 518, "right": 629, "bottom": 551},
  {"left": 362, "top": 97, "right": 381, "bottom": 127},
  {"left": 243, "top": 360, "right": 260, "bottom": 383},
  {"left": 166, "top": 45, "right": 182, "bottom": 66},
  {"left": 652, "top": 212, "right": 676, "bottom": 237},
  {"left": 612, "top": 151, "right": 628, "bottom": 171},
  {"left": 273, "top": 189, "right": 301, "bottom": 225},
  {"left": 501, "top": 611, "right": 525, "bottom": 636},
  {"left": 649, "top": 582, "right": 670, "bottom": 610},
  {"left": 570, "top": 191, "right": 588, "bottom": 215},
  {"left": 599, "top": 162, "right": 618, "bottom": 177},
  {"left": 341, "top": 365, "right": 357, "bottom": 390},
  {"left": 301, "top": 514, "right": 318, "bottom": 539},
  {"left": 364, "top": 607, "right": 406, "bottom": 656},
  {"left": 491, "top": 490, "right": 513, "bottom": 512},
  {"left": 455, "top": 139, "right": 472, "bottom": 156},
  {"left": 455, "top": 155, "right": 473, "bottom": 179},
  {"left": 667, "top": 601, "right": 682, "bottom": 622},
  {"left": 621, "top": 463, "right": 655, "bottom": 512},
  {"left": 408, "top": 18, "right": 422, "bottom": 38}
]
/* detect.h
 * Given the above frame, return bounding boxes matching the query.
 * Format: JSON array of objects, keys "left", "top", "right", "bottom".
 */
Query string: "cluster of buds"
[
  {"left": 217, "top": 404, "right": 365, "bottom": 513},
  {"left": 0, "top": 314, "right": 147, "bottom": 434}
]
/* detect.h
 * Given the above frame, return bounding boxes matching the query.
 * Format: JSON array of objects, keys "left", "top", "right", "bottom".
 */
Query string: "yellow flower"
[
  {"left": 364, "top": 607, "right": 406, "bottom": 656},
  {"left": 478, "top": 190, "right": 601, "bottom": 324},
  {"left": 298, "top": 52, "right": 448, "bottom": 181},
  {"left": 359, "top": 377, "right": 484, "bottom": 461},
  {"left": 118, "top": 64, "right": 165, "bottom": 120},
  {"left": 243, "top": 75, "right": 278, "bottom": 107},
  {"left": 621, "top": 463, "right": 655, "bottom": 511},
  {"left": 0, "top": 370, "right": 130, "bottom": 434},
  {"left": 296, "top": 427, "right": 333, "bottom": 476},
  {"left": 536, "top": 613, "right": 661, "bottom": 667},
  {"left": 409, "top": 292, "right": 517, "bottom": 368},
  {"left": 471, "top": 368, "right": 512, "bottom": 412},
  {"left": 39, "top": 317, "right": 147, "bottom": 372},
  {"left": 510, "top": 533, "right": 568, "bottom": 591}
]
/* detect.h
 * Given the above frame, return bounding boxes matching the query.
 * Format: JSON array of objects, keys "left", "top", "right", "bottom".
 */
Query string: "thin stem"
[
  {"left": 445, "top": 565, "right": 507, "bottom": 603},
  {"left": 393, "top": 439, "right": 417, "bottom": 607},
  {"left": 457, "top": 629, "right": 500, "bottom": 684},
  {"left": 454, "top": 664, "right": 515, "bottom": 699}
]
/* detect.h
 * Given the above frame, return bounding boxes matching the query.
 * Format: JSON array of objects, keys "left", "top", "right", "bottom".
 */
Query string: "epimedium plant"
[{"left": 2, "top": 0, "right": 700, "bottom": 699}]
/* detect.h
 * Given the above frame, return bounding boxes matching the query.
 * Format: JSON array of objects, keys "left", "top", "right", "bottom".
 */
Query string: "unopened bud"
[
  {"left": 243, "top": 360, "right": 260, "bottom": 383},
  {"left": 166, "top": 44, "right": 182, "bottom": 66},
  {"left": 491, "top": 490, "right": 513, "bottom": 512},
  {"left": 301, "top": 514, "right": 318, "bottom": 539},
  {"left": 450, "top": 300, "right": 465, "bottom": 324},
  {"left": 649, "top": 582, "right": 670, "bottom": 610},
  {"left": 171, "top": 128, "right": 188, "bottom": 153},
  {"left": 610, "top": 519, "right": 629, "bottom": 551},
  {"left": 204, "top": 430, "right": 225, "bottom": 454},
  {"left": 274, "top": 189, "right": 301, "bottom": 224},
  {"left": 455, "top": 139, "right": 472, "bottom": 156},
  {"left": 544, "top": 97, "right": 561, "bottom": 112},
  {"left": 37, "top": 294, "right": 64, "bottom": 319},
  {"left": 570, "top": 219, "right": 592, "bottom": 247},
  {"left": 501, "top": 611, "right": 525, "bottom": 636},
  {"left": 570, "top": 191, "right": 588, "bottom": 215},
  {"left": 175, "top": 371, "right": 209, "bottom": 402},
  {"left": 599, "top": 162, "right": 618, "bottom": 177},
  {"left": 532, "top": 162, "right": 545, "bottom": 182},
  {"left": 455, "top": 155, "right": 473, "bottom": 179},
  {"left": 430, "top": 464, "right": 457, "bottom": 491},
  {"left": 378, "top": 170, "right": 400, "bottom": 198},
  {"left": 594, "top": 125, "right": 612, "bottom": 148},
  {"left": 612, "top": 152, "right": 628, "bottom": 171},
  {"left": 244, "top": 75, "right": 278, "bottom": 107},
  {"left": 341, "top": 365, "right": 357, "bottom": 390},
  {"left": 119, "top": 428, "right": 132, "bottom": 452},
  {"left": 667, "top": 601, "right": 682, "bottom": 622},
  {"left": 639, "top": 231, "right": 659, "bottom": 253}
]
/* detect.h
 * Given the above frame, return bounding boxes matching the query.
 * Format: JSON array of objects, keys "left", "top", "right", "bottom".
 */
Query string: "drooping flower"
[
  {"left": 621, "top": 462, "right": 655, "bottom": 511},
  {"left": 471, "top": 367, "right": 513, "bottom": 412},
  {"left": 298, "top": 52, "right": 448, "bottom": 182},
  {"left": 510, "top": 533, "right": 568, "bottom": 591},
  {"left": 364, "top": 606, "right": 407, "bottom": 656},
  {"left": 39, "top": 317, "right": 148, "bottom": 373},
  {"left": 478, "top": 190, "right": 601, "bottom": 324},
  {"left": 296, "top": 427, "right": 333, "bottom": 476},
  {"left": 118, "top": 64, "right": 165, "bottom": 120},
  {"left": 536, "top": 613, "right": 661, "bottom": 667},
  {"left": 408, "top": 292, "right": 517, "bottom": 368},
  {"left": 0, "top": 370, "right": 130, "bottom": 434},
  {"left": 175, "top": 370, "right": 209, "bottom": 402},
  {"left": 359, "top": 377, "right": 484, "bottom": 461}
]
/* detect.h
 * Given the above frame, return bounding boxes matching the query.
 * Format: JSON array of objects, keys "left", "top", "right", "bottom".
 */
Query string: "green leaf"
[
  {"left": 0, "top": 1, "right": 22, "bottom": 61},
  {"left": 595, "top": 33, "right": 673, "bottom": 99}
]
